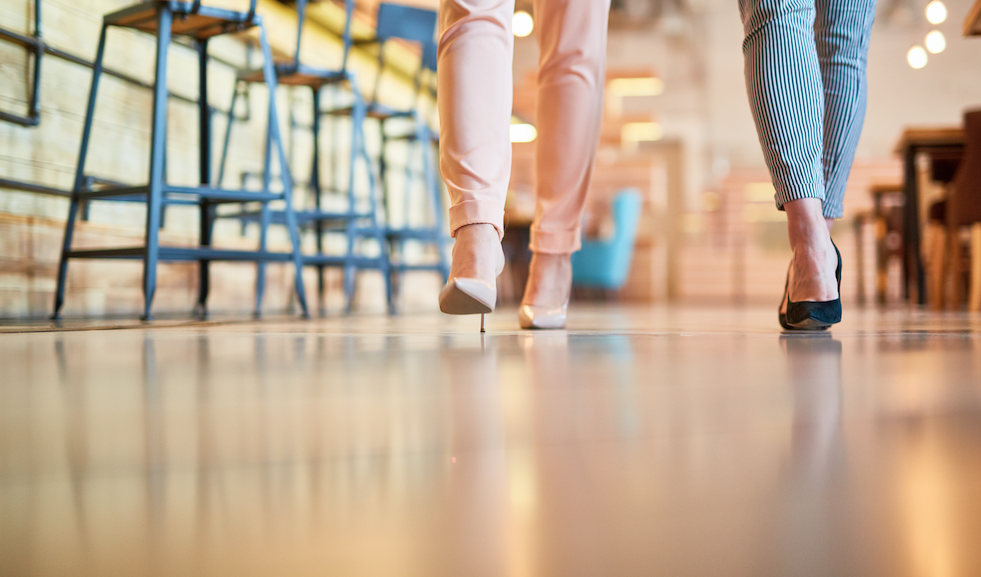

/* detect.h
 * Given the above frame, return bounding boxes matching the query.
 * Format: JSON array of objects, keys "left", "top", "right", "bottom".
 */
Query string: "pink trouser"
[{"left": 437, "top": 0, "right": 610, "bottom": 254}]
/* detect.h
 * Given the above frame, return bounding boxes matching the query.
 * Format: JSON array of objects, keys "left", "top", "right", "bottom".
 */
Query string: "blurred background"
[{"left": 1, "top": 0, "right": 980, "bottom": 318}]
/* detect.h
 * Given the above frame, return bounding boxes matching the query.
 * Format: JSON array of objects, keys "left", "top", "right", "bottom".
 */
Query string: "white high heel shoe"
[
  {"left": 439, "top": 277, "right": 497, "bottom": 315},
  {"left": 438, "top": 226, "right": 504, "bottom": 330},
  {"left": 518, "top": 301, "right": 568, "bottom": 330}
]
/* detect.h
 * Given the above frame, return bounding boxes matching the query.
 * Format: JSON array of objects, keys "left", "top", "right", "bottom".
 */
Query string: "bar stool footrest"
[
  {"left": 79, "top": 185, "right": 283, "bottom": 203},
  {"left": 66, "top": 246, "right": 298, "bottom": 262}
]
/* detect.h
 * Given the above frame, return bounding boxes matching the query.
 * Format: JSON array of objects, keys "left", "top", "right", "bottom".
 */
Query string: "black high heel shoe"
[{"left": 783, "top": 240, "right": 842, "bottom": 331}]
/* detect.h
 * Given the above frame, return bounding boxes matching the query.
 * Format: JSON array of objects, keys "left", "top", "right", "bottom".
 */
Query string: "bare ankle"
[
  {"left": 523, "top": 252, "right": 572, "bottom": 306},
  {"left": 785, "top": 199, "right": 830, "bottom": 249},
  {"left": 449, "top": 223, "right": 504, "bottom": 283},
  {"left": 530, "top": 252, "right": 572, "bottom": 265}
]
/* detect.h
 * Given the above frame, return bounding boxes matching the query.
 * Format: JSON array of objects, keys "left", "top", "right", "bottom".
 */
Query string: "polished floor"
[{"left": 3, "top": 305, "right": 981, "bottom": 576}]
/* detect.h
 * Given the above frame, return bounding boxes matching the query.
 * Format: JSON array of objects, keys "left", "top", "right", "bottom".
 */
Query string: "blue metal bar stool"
[
  {"left": 325, "top": 4, "right": 448, "bottom": 312},
  {"left": 217, "top": 0, "right": 389, "bottom": 317},
  {"left": 335, "top": 3, "right": 449, "bottom": 308},
  {"left": 52, "top": 0, "right": 309, "bottom": 320},
  {"left": 377, "top": 39, "right": 450, "bottom": 308}
]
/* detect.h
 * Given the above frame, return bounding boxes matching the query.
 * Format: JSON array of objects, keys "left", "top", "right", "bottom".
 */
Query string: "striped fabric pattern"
[{"left": 740, "top": 0, "right": 877, "bottom": 219}]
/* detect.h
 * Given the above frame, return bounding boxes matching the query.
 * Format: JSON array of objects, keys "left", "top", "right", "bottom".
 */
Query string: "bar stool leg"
[
  {"left": 216, "top": 80, "right": 241, "bottom": 188},
  {"left": 254, "top": 98, "right": 274, "bottom": 318},
  {"left": 379, "top": 121, "right": 390, "bottom": 222},
  {"left": 142, "top": 7, "right": 172, "bottom": 322},
  {"left": 196, "top": 38, "right": 213, "bottom": 319},
  {"left": 427, "top": 132, "right": 450, "bottom": 283},
  {"left": 417, "top": 122, "right": 449, "bottom": 283},
  {"left": 311, "top": 87, "right": 326, "bottom": 316},
  {"left": 52, "top": 197, "right": 80, "bottom": 321},
  {"left": 343, "top": 100, "right": 362, "bottom": 314},
  {"left": 53, "top": 23, "right": 109, "bottom": 319},
  {"left": 402, "top": 122, "right": 414, "bottom": 230},
  {"left": 379, "top": 119, "right": 399, "bottom": 309},
  {"left": 356, "top": 110, "right": 393, "bottom": 315},
  {"left": 259, "top": 23, "right": 309, "bottom": 318},
  {"left": 255, "top": 202, "right": 271, "bottom": 318}
]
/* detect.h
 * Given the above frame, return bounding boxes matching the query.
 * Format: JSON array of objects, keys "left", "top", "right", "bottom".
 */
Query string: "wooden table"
[
  {"left": 894, "top": 127, "right": 965, "bottom": 304},
  {"left": 965, "top": 0, "right": 981, "bottom": 36}
]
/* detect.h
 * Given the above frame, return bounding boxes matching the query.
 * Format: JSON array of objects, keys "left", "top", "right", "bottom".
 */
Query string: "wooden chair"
[
  {"left": 924, "top": 152, "right": 964, "bottom": 310},
  {"left": 868, "top": 184, "right": 905, "bottom": 305},
  {"left": 946, "top": 109, "right": 981, "bottom": 312}
]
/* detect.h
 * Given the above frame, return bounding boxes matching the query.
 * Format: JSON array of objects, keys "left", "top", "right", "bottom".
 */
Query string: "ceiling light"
[
  {"left": 925, "top": 30, "right": 946, "bottom": 53},
  {"left": 925, "top": 1, "right": 947, "bottom": 24},
  {"left": 907, "top": 46, "right": 928, "bottom": 69},
  {"left": 513, "top": 11, "right": 534, "bottom": 37}
]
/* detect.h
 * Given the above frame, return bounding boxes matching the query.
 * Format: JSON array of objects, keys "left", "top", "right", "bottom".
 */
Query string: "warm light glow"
[
  {"left": 907, "top": 46, "right": 928, "bottom": 69},
  {"left": 608, "top": 77, "right": 665, "bottom": 97},
  {"left": 513, "top": 11, "right": 534, "bottom": 37},
  {"left": 925, "top": 30, "right": 946, "bottom": 53},
  {"left": 621, "top": 122, "right": 664, "bottom": 144},
  {"left": 510, "top": 123, "right": 537, "bottom": 143},
  {"left": 925, "top": 0, "right": 947, "bottom": 24},
  {"left": 745, "top": 182, "right": 777, "bottom": 202}
]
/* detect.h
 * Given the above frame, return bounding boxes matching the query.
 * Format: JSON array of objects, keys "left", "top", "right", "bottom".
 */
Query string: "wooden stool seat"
[
  {"left": 105, "top": 2, "right": 256, "bottom": 39},
  {"left": 325, "top": 104, "right": 413, "bottom": 120},
  {"left": 237, "top": 63, "right": 349, "bottom": 88}
]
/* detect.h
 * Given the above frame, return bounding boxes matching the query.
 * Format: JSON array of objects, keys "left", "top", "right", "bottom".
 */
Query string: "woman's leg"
[
  {"left": 815, "top": 0, "right": 877, "bottom": 220},
  {"left": 437, "top": 0, "right": 513, "bottom": 286},
  {"left": 740, "top": 0, "right": 838, "bottom": 309},
  {"left": 741, "top": 0, "right": 825, "bottom": 211},
  {"left": 521, "top": 0, "right": 610, "bottom": 308}
]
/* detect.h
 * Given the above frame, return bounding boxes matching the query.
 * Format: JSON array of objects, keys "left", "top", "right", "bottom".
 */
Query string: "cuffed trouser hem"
[
  {"left": 822, "top": 205, "right": 844, "bottom": 220},
  {"left": 448, "top": 199, "right": 505, "bottom": 241},
  {"left": 774, "top": 183, "right": 824, "bottom": 209},
  {"left": 774, "top": 185, "right": 842, "bottom": 219},
  {"left": 529, "top": 225, "right": 581, "bottom": 254}
]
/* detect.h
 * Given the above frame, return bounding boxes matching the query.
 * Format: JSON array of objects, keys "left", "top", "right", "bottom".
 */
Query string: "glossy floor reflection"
[{"left": 3, "top": 305, "right": 981, "bottom": 576}]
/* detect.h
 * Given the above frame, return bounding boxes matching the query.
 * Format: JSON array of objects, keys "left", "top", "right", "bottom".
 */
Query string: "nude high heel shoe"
[
  {"left": 518, "top": 301, "right": 568, "bottom": 330},
  {"left": 518, "top": 253, "right": 571, "bottom": 330}
]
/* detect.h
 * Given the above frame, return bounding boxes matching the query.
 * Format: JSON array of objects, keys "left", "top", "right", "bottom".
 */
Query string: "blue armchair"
[{"left": 571, "top": 189, "right": 643, "bottom": 289}]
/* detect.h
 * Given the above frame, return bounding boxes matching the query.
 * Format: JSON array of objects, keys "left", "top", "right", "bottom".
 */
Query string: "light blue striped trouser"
[{"left": 740, "top": 0, "right": 877, "bottom": 219}]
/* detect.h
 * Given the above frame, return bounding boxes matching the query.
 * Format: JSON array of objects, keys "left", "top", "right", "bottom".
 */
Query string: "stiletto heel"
[
  {"left": 778, "top": 265, "right": 792, "bottom": 330},
  {"left": 480, "top": 313, "right": 485, "bottom": 333},
  {"left": 785, "top": 240, "right": 842, "bottom": 330}
]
